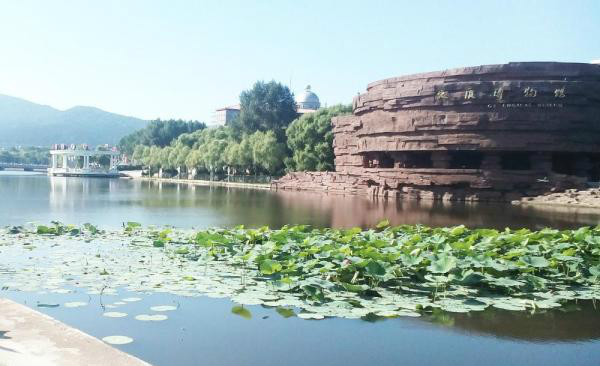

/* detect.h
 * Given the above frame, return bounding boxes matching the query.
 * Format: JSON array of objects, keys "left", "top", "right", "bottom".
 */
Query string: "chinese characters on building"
[{"left": 434, "top": 85, "right": 567, "bottom": 108}]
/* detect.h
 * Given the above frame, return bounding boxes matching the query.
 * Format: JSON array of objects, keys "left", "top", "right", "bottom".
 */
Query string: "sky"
[{"left": 0, "top": 0, "right": 599, "bottom": 122}]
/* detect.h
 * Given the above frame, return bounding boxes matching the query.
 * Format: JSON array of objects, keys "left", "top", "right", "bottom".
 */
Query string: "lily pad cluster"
[{"left": 1, "top": 221, "right": 600, "bottom": 319}]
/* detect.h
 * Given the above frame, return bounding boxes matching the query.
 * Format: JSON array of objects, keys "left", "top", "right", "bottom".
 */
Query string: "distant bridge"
[{"left": 0, "top": 162, "right": 49, "bottom": 172}]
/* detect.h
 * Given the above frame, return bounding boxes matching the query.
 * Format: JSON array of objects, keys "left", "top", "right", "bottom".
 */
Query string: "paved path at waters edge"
[
  {"left": 0, "top": 298, "right": 150, "bottom": 366},
  {"left": 132, "top": 175, "right": 271, "bottom": 190},
  {"left": 514, "top": 188, "right": 600, "bottom": 209}
]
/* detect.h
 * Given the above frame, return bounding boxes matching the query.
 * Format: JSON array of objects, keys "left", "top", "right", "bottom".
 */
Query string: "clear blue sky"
[{"left": 0, "top": 0, "right": 598, "bottom": 122}]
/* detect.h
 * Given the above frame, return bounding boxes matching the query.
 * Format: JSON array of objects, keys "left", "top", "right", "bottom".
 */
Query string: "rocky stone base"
[
  {"left": 271, "top": 171, "right": 564, "bottom": 202},
  {"left": 272, "top": 172, "right": 368, "bottom": 196}
]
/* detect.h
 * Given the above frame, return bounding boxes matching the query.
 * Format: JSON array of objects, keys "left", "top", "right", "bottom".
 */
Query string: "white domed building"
[{"left": 296, "top": 85, "right": 321, "bottom": 114}]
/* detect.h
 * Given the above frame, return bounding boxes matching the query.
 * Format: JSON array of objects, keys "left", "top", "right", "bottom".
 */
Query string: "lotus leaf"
[{"left": 2, "top": 222, "right": 600, "bottom": 320}]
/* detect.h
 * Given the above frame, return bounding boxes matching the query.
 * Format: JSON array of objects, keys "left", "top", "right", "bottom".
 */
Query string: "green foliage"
[
  {"left": 175, "top": 247, "right": 189, "bottom": 254},
  {"left": 427, "top": 254, "right": 457, "bottom": 274},
  {"left": 285, "top": 104, "right": 352, "bottom": 172},
  {"left": 248, "top": 130, "right": 286, "bottom": 174},
  {"left": 9, "top": 222, "right": 600, "bottom": 318},
  {"left": 119, "top": 119, "right": 206, "bottom": 155},
  {"left": 168, "top": 223, "right": 600, "bottom": 313},
  {"left": 83, "top": 223, "right": 99, "bottom": 234},
  {"left": 231, "top": 305, "right": 252, "bottom": 319},
  {"left": 236, "top": 80, "right": 297, "bottom": 142},
  {"left": 275, "top": 307, "right": 296, "bottom": 318},
  {"left": 260, "top": 259, "right": 283, "bottom": 275},
  {"left": 124, "top": 222, "right": 142, "bottom": 233},
  {"left": 0, "top": 146, "right": 49, "bottom": 165},
  {"left": 376, "top": 219, "right": 390, "bottom": 230},
  {"left": 36, "top": 225, "right": 55, "bottom": 235},
  {"left": 135, "top": 126, "right": 287, "bottom": 176},
  {"left": 152, "top": 228, "right": 172, "bottom": 247},
  {"left": 126, "top": 80, "right": 314, "bottom": 177},
  {"left": 36, "top": 222, "right": 79, "bottom": 236}
]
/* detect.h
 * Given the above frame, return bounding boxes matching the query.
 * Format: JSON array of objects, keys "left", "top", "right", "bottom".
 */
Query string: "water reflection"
[
  {"left": 273, "top": 190, "right": 600, "bottom": 230},
  {"left": 420, "top": 302, "right": 600, "bottom": 342},
  {"left": 1, "top": 172, "right": 599, "bottom": 230},
  {"left": 3, "top": 286, "right": 600, "bottom": 366},
  {"left": 3, "top": 173, "right": 600, "bottom": 366}
]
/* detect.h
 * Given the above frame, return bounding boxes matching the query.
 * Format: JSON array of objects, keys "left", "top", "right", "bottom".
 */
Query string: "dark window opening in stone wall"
[
  {"left": 590, "top": 154, "right": 600, "bottom": 182},
  {"left": 451, "top": 182, "right": 470, "bottom": 189},
  {"left": 551, "top": 153, "right": 598, "bottom": 179},
  {"left": 362, "top": 155, "right": 371, "bottom": 168},
  {"left": 554, "top": 153, "right": 600, "bottom": 180},
  {"left": 362, "top": 154, "right": 376, "bottom": 168},
  {"left": 379, "top": 153, "right": 395, "bottom": 168},
  {"left": 449, "top": 151, "right": 484, "bottom": 169},
  {"left": 500, "top": 152, "right": 532, "bottom": 170},
  {"left": 362, "top": 153, "right": 395, "bottom": 169},
  {"left": 363, "top": 152, "right": 434, "bottom": 169},
  {"left": 514, "top": 182, "right": 532, "bottom": 190},
  {"left": 397, "top": 152, "right": 433, "bottom": 169},
  {"left": 552, "top": 153, "right": 576, "bottom": 176}
]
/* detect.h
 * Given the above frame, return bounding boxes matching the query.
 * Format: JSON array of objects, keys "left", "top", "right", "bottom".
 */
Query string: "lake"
[
  {"left": 2, "top": 171, "right": 599, "bottom": 230},
  {"left": 1, "top": 171, "right": 600, "bottom": 366}
]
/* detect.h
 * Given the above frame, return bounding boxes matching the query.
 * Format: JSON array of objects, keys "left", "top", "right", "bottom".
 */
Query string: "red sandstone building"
[{"left": 275, "top": 62, "right": 600, "bottom": 202}]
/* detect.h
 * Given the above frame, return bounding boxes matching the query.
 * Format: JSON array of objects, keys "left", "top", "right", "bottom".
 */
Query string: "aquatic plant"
[
  {"left": 1, "top": 222, "right": 599, "bottom": 319},
  {"left": 177, "top": 222, "right": 600, "bottom": 314}
]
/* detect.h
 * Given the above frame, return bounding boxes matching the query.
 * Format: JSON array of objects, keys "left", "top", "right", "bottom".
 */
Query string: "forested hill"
[{"left": 0, "top": 94, "right": 147, "bottom": 147}]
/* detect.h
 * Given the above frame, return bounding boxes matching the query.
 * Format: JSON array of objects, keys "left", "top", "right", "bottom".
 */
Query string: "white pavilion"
[{"left": 48, "top": 145, "right": 120, "bottom": 177}]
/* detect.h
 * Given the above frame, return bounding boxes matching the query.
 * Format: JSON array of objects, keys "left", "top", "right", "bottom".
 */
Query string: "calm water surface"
[
  {"left": 1, "top": 172, "right": 600, "bottom": 366},
  {"left": 1, "top": 172, "right": 599, "bottom": 230}
]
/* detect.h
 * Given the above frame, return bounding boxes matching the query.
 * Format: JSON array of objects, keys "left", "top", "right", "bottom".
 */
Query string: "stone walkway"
[
  {"left": 513, "top": 188, "right": 600, "bottom": 209},
  {"left": 0, "top": 298, "right": 150, "bottom": 366},
  {"left": 136, "top": 176, "right": 271, "bottom": 190}
]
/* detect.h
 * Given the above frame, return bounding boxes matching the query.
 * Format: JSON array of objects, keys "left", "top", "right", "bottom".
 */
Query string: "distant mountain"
[{"left": 0, "top": 94, "right": 148, "bottom": 147}]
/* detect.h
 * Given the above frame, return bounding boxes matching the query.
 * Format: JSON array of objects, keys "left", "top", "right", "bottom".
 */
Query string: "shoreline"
[
  {"left": 126, "top": 172, "right": 600, "bottom": 211},
  {"left": 6, "top": 170, "right": 600, "bottom": 212},
  {"left": 0, "top": 298, "right": 150, "bottom": 366},
  {"left": 128, "top": 174, "right": 271, "bottom": 190},
  {"left": 512, "top": 188, "right": 600, "bottom": 210}
]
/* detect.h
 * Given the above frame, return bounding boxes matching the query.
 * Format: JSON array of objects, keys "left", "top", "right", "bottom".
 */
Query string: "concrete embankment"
[
  {"left": 0, "top": 298, "right": 150, "bottom": 366},
  {"left": 122, "top": 171, "right": 271, "bottom": 190},
  {"left": 513, "top": 188, "right": 600, "bottom": 209}
]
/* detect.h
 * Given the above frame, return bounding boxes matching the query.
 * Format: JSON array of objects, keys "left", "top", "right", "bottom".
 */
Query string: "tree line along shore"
[{"left": 120, "top": 81, "right": 351, "bottom": 180}]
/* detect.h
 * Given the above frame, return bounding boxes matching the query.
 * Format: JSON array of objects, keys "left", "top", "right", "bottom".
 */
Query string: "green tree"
[
  {"left": 174, "top": 145, "right": 191, "bottom": 177},
  {"left": 139, "top": 145, "right": 152, "bottom": 167},
  {"left": 148, "top": 146, "right": 163, "bottom": 173},
  {"left": 225, "top": 139, "right": 252, "bottom": 175},
  {"left": 185, "top": 149, "right": 203, "bottom": 178},
  {"left": 285, "top": 104, "right": 352, "bottom": 172},
  {"left": 249, "top": 131, "right": 287, "bottom": 175},
  {"left": 236, "top": 81, "right": 297, "bottom": 142},
  {"left": 0, "top": 147, "right": 50, "bottom": 165},
  {"left": 118, "top": 119, "right": 206, "bottom": 155},
  {"left": 132, "top": 145, "right": 146, "bottom": 164}
]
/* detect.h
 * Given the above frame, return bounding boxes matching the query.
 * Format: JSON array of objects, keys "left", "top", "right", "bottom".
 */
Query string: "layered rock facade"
[{"left": 274, "top": 62, "right": 600, "bottom": 202}]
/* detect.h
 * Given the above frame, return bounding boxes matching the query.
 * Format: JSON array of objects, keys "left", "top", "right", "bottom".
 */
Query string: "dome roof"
[{"left": 296, "top": 85, "right": 320, "bottom": 110}]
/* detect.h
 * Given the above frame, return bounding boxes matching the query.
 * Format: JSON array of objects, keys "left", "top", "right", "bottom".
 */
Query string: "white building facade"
[
  {"left": 212, "top": 104, "right": 241, "bottom": 126},
  {"left": 296, "top": 85, "right": 321, "bottom": 114}
]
